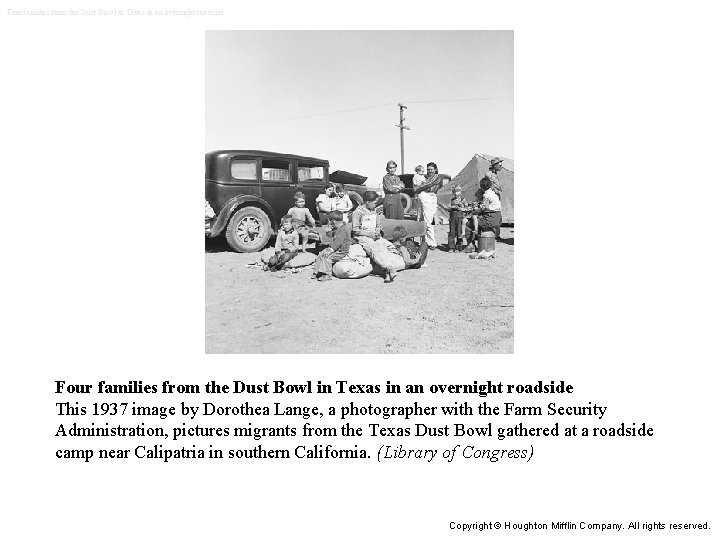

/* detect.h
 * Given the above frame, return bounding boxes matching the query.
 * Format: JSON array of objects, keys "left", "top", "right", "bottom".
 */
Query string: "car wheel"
[
  {"left": 400, "top": 193, "right": 413, "bottom": 213},
  {"left": 347, "top": 191, "right": 364, "bottom": 208},
  {"left": 225, "top": 207, "right": 271, "bottom": 253}
]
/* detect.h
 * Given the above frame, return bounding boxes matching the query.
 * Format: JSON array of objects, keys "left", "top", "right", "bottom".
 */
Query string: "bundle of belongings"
[
  {"left": 333, "top": 237, "right": 428, "bottom": 279},
  {"left": 259, "top": 249, "right": 316, "bottom": 270},
  {"left": 257, "top": 215, "right": 427, "bottom": 280}
]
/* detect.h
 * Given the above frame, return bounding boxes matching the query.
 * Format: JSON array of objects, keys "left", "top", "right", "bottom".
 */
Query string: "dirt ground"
[{"left": 205, "top": 224, "right": 513, "bottom": 354}]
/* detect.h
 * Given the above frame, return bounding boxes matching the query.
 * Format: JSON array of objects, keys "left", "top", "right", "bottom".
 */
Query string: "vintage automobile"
[{"left": 205, "top": 150, "right": 414, "bottom": 252}]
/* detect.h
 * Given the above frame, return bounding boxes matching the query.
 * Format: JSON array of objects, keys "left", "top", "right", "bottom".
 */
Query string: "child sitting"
[
  {"left": 467, "top": 177, "right": 502, "bottom": 253},
  {"left": 401, "top": 237, "right": 429, "bottom": 270},
  {"left": 371, "top": 226, "right": 426, "bottom": 282},
  {"left": 351, "top": 190, "right": 383, "bottom": 253},
  {"left": 265, "top": 216, "right": 299, "bottom": 271},
  {"left": 313, "top": 211, "right": 352, "bottom": 282},
  {"left": 315, "top": 185, "right": 336, "bottom": 225},
  {"left": 394, "top": 226, "right": 428, "bottom": 270},
  {"left": 376, "top": 226, "right": 407, "bottom": 283},
  {"left": 448, "top": 185, "right": 472, "bottom": 252},
  {"left": 333, "top": 184, "right": 353, "bottom": 223},
  {"left": 287, "top": 192, "right": 319, "bottom": 252}
]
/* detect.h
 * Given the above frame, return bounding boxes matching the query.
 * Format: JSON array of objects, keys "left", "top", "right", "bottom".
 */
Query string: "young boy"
[
  {"left": 287, "top": 192, "right": 319, "bottom": 252},
  {"left": 351, "top": 190, "right": 382, "bottom": 253},
  {"left": 448, "top": 185, "right": 472, "bottom": 252},
  {"left": 265, "top": 216, "right": 299, "bottom": 271},
  {"left": 313, "top": 211, "right": 351, "bottom": 282},
  {"left": 333, "top": 184, "right": 353, "bottom": 223},
  {"left": 371, "top": 226, "right": 407, "bottom": 283},
  {"left": 393, "top": 226, "right": 428, "bottom": 271}
]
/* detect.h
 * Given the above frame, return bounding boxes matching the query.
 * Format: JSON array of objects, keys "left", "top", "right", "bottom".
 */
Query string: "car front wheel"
[{"left": 225, "top": 207, "right": 271, "bottom": 253}]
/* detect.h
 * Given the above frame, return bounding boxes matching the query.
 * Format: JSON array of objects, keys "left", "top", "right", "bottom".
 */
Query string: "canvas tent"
[{"left": 436, "top": 154, "right": 514, "bottom": 224}]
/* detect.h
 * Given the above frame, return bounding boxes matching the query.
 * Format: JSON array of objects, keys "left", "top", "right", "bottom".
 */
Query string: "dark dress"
[{"left": 382, "top": 173, "right": 405, "bottom": 220}]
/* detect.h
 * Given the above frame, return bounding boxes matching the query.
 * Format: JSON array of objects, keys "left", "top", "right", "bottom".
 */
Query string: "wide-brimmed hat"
[{"left": 490, "top": 157, "right": 503, "bottom": 168}]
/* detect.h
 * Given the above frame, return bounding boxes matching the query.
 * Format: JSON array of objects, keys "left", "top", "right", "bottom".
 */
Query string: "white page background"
[{"left": 2, "top": 1, "right": 718, "bottom": 538}]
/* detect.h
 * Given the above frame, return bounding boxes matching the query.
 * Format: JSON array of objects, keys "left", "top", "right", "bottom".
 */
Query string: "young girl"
[
  {"left": 264, "top": 216, "right": 299, "bottom": 271},
  {"left": 333, "top": 184, "right": 353, "bottom": 223},
  {"left": 315, "top": 185, "right": 336, "bottom": 225},
  {"left": 286, "top": 192, "right": 319, "bottom": 252}
]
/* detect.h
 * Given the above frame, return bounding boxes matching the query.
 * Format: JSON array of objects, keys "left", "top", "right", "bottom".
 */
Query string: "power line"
[
  {"left": 231, "top": 102, "right": 395, "bottom": 126},
  {"left": 405, "top": 96, "right": 512, "bottom": 104},
  {"left": 227, "top": 96, "right": 511, "bottom": 127}
]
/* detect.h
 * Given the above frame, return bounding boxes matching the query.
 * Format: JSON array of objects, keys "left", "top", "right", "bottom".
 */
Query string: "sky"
[{"left": 206, "top": 31, "right": 513, "bottom": 187}]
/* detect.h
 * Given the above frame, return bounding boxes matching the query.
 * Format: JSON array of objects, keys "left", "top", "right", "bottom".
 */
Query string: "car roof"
[{"left": 206, "top": 150, "right": 329, "bottom": 165}]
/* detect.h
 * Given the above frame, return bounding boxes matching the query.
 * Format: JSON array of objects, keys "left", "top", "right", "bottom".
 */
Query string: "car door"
[
  {"left": 206, "top": 154, "right": 261, "bottom": 211},
  {"left": 258, "top": 157, "right": 296, "bottom": 227}
]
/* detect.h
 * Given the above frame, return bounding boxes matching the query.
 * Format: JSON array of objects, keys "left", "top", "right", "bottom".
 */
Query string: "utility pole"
[{"left": 396, "top": 103, "right": 410, "bottom": 174}]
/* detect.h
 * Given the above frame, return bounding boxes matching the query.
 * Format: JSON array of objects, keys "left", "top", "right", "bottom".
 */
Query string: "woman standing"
[
  {"left": 413, "top": 161, "right": 443, "bottom": 249},
  {"left": 382, "top": 160, "right": 405, "bottom": 220}
]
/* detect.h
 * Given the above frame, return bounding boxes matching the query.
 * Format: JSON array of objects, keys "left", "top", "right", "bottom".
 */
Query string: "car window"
[
  {"left": 230, "top": 159, "right": 257, "bottom": 181},
  {"left": 261, "top": 159, "right": 290, "bottom": 182},
  {"left": 298, "top": 164, "right": 325, "bottom": 182}
]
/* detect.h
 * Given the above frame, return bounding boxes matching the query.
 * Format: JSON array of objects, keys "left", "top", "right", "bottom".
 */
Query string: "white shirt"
[
  {"left": 482, "top": 189, "right": 502, "bottom": 212},
  {"left": 316, "top": 194, "right": 335, "bottom": 213},
  {"left": 334, "top": 194, "right": 353, "bottom": 222}
]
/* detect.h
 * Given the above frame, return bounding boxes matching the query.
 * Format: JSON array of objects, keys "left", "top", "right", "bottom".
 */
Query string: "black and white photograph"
[{"left": 205, "top": 31, "right": 514, "bottom": 354}]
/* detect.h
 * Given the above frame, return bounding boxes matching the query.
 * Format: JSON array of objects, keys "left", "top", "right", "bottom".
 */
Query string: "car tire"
[
  {"left": 348, "top": 191, "right": 364, "bottom": 208},
  {"left": 225, "top": 206, "right": 272, "bottom": 253}
]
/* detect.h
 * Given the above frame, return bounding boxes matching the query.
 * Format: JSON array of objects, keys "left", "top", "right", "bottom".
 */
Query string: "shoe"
[
  {"left": 317, "top": 274, "right": 332, "bottom": 282},
  {"left": 428, "top": 245, "right": 437, "bottom": 250}
]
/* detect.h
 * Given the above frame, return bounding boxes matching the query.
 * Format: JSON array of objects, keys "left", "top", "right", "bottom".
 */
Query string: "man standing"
[
  {"left": 413, "top": 162, "right": 443, "bottom": 249},
  {"left": 486, "top": 157, "right": 504, "bottom": 240}
]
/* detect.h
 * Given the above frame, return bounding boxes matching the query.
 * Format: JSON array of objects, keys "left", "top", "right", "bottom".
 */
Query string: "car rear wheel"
[
  {"left": 399, "top": 193, "right": 413, "bottom": 213},
  {"left": 225, "top": 207, "right": 271, "bottom": 253}
]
